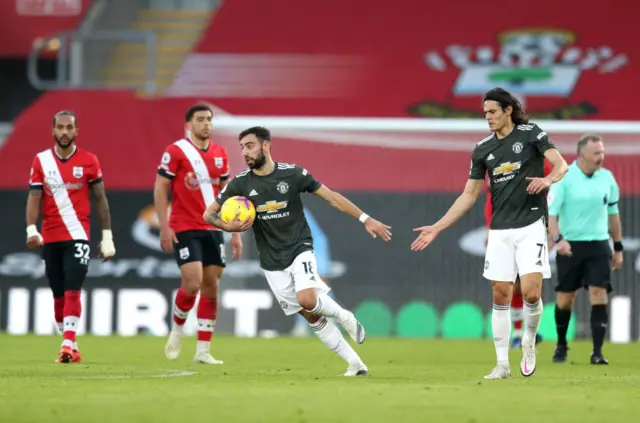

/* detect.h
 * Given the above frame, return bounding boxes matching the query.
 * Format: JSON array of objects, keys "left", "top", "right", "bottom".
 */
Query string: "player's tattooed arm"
[
  {"left": 90, "top": 181, "right": 112, "bottom": 230},
  {"left": 203, "top": 202, "right": 227, "bottom": 229}
]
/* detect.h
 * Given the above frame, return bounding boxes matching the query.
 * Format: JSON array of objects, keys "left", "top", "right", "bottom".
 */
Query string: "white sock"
[
  {"left": 311, "top": 317, "right": 361, "bottom": 365},
  {"left": 56, "top": 322, "right": 63, "bottom": 334},
  {"left": 522, "top": 299, "right": 543, "bottom": 347},
  {"left": 309, "top": 294, "right": 348, "bottom": 320},
  {"left": 492, "top": 304, "right": 511, "bottom": 366},
  {"left": 196, "top": 341, "right": 210, "bottom": 354},
  {"left": 61, "top": 316, "right": 79, "bottom": 349}
]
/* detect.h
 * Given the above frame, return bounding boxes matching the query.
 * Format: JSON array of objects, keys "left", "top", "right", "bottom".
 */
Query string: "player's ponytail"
[{"left": 483, "top": 88, "right": 530, "bottom": 125}]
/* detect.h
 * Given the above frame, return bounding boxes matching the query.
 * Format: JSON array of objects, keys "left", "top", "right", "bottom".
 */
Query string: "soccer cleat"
[
  {"left": 164, "top": 329, "right": 182, "bottom": 360},
  {"left": 72, "top": 349, "right": 82, "bottom": 363},
  {"left": 338, "top": 311, "right": 366, "bottom": 344},
  {"left": 590, "top": 353, "right": 609, "bottom": 365},
  {"left": 520, "top": 344, "right": 537, "bottom": 376},
  {"left": 55, "top": 346, "right": 74, "bottom": 364},
  {"left": 483, "top": 364, "right": 511, "bottom": 379},
  {"left": 552, "top": 345, "right": 568, "bottom": 363},
  {"left": 193, "top": 352, "right": 224, "bottom": 364},
  {"left": 342, "top": 361, "right": 369, "bottom": 377}
]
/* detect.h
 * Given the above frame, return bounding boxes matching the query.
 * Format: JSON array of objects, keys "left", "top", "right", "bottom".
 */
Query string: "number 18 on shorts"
[{"left": 483, "top": 217, "right": 552, "bottom": 282}]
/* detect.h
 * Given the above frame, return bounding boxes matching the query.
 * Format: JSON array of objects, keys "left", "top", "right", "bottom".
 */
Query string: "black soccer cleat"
[
  {"left": 552, "top": 345, "right": 568, "bottom": 363},
  {"left": 590, "top": 353, "right": 609, "bottom": 365}
]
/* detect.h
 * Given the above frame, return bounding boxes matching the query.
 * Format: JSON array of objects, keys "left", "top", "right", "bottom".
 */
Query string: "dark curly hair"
[{"left": 483, "top": 88, "right": 529, "bottom": 125}]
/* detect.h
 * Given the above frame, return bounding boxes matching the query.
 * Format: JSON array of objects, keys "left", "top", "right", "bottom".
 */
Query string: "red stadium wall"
[
  {"left": 0, "top": 0, "right": 92, "bottom": 57},
  {"left": 166, "top": 0, "right": 639, "bottom": 120}
]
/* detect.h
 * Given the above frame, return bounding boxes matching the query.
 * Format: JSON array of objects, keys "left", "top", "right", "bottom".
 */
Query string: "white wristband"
[
  {"left": 102, "top": 229, "right": 113, "bottom": 241},
  {"left": 358, "top": 213, "right": 369, "bottom": 223},
  {"left": 26, "top": 224, "right": 39, "bottom": 237}
]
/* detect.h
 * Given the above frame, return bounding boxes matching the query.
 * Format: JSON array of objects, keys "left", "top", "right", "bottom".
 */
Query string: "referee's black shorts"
[
  {"left": 555, "top": 240, "right": 612, "bottom": 293},
  {"left": 172, "top": 230, "right": 226, "bottom": 268}
]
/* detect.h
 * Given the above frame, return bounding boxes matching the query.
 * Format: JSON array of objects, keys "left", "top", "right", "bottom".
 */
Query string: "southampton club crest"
[{"left": 409, "top": 28, "right": 628, "bottom": 119}]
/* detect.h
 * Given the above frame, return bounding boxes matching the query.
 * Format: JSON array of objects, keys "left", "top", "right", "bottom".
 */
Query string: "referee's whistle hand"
[
  {"left": 611, "top": 252, "right": 623, "bottom": 271},
  {"left": 556, "top": 240, "right": 572, "bottom": 256}
]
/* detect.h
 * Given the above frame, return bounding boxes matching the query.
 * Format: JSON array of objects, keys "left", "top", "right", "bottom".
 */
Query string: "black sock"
[
  {"left": 555, "top": 305, "right": 571, "bottom": 347},
  {"left": 591, "top": 304, "right": 608, "bottom": 356}
]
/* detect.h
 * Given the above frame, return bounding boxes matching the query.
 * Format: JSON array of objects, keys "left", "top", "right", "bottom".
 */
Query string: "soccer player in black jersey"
[
  {"left": 411, "top": 88, "right": 568, "bottom": 379},
  {"left": 204, "top": 126, "right": 391, "bottom": 376}
]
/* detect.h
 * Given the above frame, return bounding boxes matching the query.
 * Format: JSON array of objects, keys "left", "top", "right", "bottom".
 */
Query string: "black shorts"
[
  {"left": 42, "top": 240, "right": 91, "bottom": 295},
  {"left": 555, "top": 240, "right": 612, "bottom": 293},
  {"left": 173, "top": 230, "right": 226, "bottom": 268}
]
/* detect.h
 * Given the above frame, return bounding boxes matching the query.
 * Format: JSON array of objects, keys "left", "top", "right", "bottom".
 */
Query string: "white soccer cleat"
[
  {"left": 338, "top": 311, "right": 366, "bottom": 344},
  {"left": 484, "top": 364, "right": 511, "bottom": 380},
  {"left": 193, "top": 352, "right": 224, "bottom": 365},
  {"left": 342, "top": 361, "right": 369, "bottom": 377},
  {"left": 164, "top": 330, "right": 182, "bottom": 360},
  {"left": 520, "top": 344, "right": 537, "bottom": 377}
]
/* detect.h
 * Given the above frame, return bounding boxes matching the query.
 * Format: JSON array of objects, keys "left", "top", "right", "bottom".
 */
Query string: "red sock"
[
  {"left": 63, "top": 290, "right": 82, "bottom": 347},
  {"left": 173, "top": 287, "right": 197, "bottom": 326},
  {"left": 197, "top": 295, "right": 218, "bottom": 342},
  {"left": 511, "top": 293, "right": 524, "bottom": 331},
  {"left": 54, "top": 296, "right": 64, "bottom": 329}
]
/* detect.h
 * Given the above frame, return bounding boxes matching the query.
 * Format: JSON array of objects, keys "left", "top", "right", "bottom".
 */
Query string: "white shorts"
[
  {"left": 263, "top": 250, "right": 330, "bottom": 315},
  {"left": 484, "top": 217, "right": 552, "bottom": 282}
]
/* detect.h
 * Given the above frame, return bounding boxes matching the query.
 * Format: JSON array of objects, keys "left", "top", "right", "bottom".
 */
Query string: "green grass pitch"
[{"left": 1, "top": 335, "right": 639, "bottom": 423}]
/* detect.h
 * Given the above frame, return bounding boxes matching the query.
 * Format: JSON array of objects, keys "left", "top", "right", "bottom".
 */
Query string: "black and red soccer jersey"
[{"left": 157, "top": 138, "right": 229, "bottom": 233}]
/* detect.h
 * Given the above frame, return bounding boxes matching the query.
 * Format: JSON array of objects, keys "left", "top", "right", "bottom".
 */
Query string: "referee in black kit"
[{"left": 547, "top": 134, "right": 623, "bottom": 365}]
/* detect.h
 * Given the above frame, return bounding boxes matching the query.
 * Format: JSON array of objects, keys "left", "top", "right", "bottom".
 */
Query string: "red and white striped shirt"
[
  {"left": 29, "top": 147, "right": 102, "bottom": 243},
  {"left": 157, "top": 138, "right": 230, "bottom": 233}
]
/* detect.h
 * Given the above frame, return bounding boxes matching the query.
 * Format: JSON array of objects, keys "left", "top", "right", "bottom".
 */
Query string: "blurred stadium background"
[{"left": 1, "top": 0, "right": 639, "bottom": 345}]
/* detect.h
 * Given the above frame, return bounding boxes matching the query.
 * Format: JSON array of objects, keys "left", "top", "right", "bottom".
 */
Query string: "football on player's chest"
[{"left": 250, "top": 180, "right": 293, "bottom": 221}]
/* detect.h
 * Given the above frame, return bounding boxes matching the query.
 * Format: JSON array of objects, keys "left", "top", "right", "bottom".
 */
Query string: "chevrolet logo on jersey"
[
  {"left": 493, "top": 162, "right": 521, "bottom": 176},
  {"left": 256, "top": 201, "right": 288, "bottom": 213}
]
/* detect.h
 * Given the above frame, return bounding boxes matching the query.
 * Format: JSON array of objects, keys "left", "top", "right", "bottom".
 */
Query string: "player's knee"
[
  {"left": 297, "top": 290, "right": 318, "bottom": 311},
  {"left": 180, "top": 263, "right": 203, "bottom": 293},
  {"left": 522, "top": 290, "right": 541, "bottom": 304},
  {"left": 299, "top": 310, "right": 320, "bottom": 324},
  {"left": 64, "top": 268, "right": 87, "bottom": 291},
  {"left": 200, "top": 276, "right": 219, "bottom": 297},
  {"left": 491, "top": 281, "right": 512, "bottom": 304},
  {"left": 588, "top": 286, "right": 608, "bottom": 305},
  {"left": 556, "top": 292, "right": 575, "bottom": 310}
]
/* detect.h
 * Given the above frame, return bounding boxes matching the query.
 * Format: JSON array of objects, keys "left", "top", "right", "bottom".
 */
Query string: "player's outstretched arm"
[
  {"left": 411, "top": 179, "right": 483, "bottom": 251},
  {"left": 25, "top": 188, "right": 43, "bottom": 249},
  {"left": 90, "top": 181, "right": 116, "bottom": 260},
  {"left": 313, "top": 185, "right": 391, "bottom": 242}
]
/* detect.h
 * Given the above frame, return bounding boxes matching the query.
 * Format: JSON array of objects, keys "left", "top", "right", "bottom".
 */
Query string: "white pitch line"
[{"left": 3, "top": 370, "right": 199, "bottom": 380}]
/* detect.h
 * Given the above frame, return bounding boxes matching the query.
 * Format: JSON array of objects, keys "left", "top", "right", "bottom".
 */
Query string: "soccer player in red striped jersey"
[
  {"left": 154, "top": 103, "right": 242, "bottom": 364},
  {"left": 484, "top": 159, "right": 552, "bottom": 348},
  {"left": 25, "top": 111, "right": 116, "bottom": 363}
]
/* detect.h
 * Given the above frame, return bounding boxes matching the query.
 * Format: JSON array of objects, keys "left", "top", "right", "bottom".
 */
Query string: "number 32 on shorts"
[{"left": 74, "top": 242, "right": 90, "bottom": 265}]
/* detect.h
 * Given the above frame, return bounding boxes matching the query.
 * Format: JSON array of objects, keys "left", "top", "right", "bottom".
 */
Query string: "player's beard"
[
  {"left": 247, "top": 151, "right": 267, "bottom": 170},
  {"left": 54, "top": 135, "right": 75, "bottom": 149}
]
